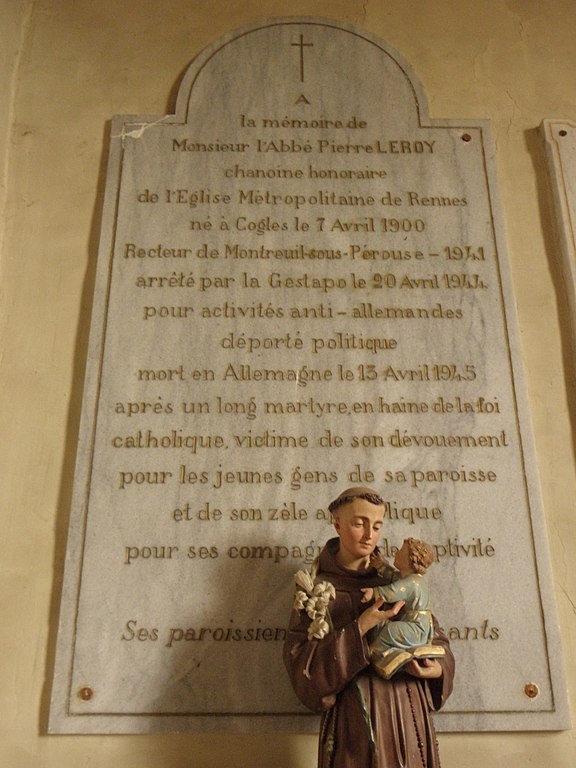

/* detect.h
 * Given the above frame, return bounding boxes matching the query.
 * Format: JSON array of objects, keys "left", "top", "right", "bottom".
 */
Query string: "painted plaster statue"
[
  {"left": 284, "top": 487, "right": 454, "bottom": 768},
  {"left": 361, "top": 537, "right": 445, "bottom": 679}
]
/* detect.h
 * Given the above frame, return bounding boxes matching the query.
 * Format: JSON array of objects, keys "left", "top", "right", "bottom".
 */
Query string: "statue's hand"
[
  {"left": 405, "top": 658, "right": 442, "bottom": 679},
  {"left": 358, "top": 598, "right": 404, "bottom": 637}
]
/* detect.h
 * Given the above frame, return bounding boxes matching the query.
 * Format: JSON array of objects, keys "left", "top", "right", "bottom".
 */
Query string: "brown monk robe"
[{"left": 284, "top": 536, "right": 455, "bottom": 768}]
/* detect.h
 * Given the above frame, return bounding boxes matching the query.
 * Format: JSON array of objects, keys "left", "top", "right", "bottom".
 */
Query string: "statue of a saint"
[{"left": 284, "top": 487, "right": 455, "bottom": 767}]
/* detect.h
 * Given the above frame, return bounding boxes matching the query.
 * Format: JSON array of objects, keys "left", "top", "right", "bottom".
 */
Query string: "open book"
[{"left": 371, "top": 644, "right": 446, "bottom": 679}]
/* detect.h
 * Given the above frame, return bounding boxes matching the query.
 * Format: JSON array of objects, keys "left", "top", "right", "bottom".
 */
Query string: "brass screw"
[
  {"left": 78, "top": 687, "right": 93, "bottom": 701},
  {"left": 524, "top": 683, "right": 539, "bottom": 699},
  {"left": 461, "top": 133, "right": 472, "bottom": 142}
]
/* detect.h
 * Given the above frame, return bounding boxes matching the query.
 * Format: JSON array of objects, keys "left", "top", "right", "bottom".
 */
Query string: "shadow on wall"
[
  {"left": 525, "top": 126, "right": 576, "bottom": 459},
  {"left": 37, "top": 114, "right": 317, "bottom": 763},
  {"left": 39, "top": 119, "right": 113, "bottom": 736}
]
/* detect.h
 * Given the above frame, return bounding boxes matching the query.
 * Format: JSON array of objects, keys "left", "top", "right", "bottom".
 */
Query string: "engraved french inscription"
[{"left": 49, "top": 19, "right": 569, "bottom": 734}]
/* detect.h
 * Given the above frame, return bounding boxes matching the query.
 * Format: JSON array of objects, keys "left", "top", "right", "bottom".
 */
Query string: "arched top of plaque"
[{"left": 173, "top": 17, "right": 430, "bottom": 130}]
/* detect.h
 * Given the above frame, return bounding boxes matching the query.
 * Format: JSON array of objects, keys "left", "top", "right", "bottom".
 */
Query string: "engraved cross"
[{"left": 291, "top": 34, "right": 313, "bottom": 82}]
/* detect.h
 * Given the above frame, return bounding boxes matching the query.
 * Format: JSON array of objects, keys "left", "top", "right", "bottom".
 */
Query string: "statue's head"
[
  {"left": 327, "top": 486, "right": 385, "bottom": 518},
  {"left": 397, "top": 537, "right": 434, "bottom": 574}
]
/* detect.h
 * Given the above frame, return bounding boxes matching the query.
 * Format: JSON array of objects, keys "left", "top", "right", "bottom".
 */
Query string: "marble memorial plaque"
[
  {"left": 542, "top": 119, "right": 576, "bottom": 347},
  {"left": 50, "top": 18, "right": 570, "bottom": 733}
]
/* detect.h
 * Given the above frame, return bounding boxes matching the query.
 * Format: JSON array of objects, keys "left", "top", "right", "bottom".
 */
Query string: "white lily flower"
[
  {"left": 293, "top": 590, "right": 308, "bottom": 611},
  {"left": 319, "top": 581, "right": 336, "bottom": 600},
  {"left": 313, "top": 581, "right": 336, "bottom": 605},
  {"left": 305, "top": 596, "right": 323, "bottom": 619},
  {"left": 328, "top": 584, "right": 336, "bottom": 599},
  {"left": 293, "top": 570, "right": 333, "bottom": 640},
  {"left": 308, "top": 617, "right": 330, "bottom": 639},
  {"left": 294, "top": 569, "right": 315, "bottom": 594}
]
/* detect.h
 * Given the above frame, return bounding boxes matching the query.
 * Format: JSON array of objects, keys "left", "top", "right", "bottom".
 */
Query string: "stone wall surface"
[{"left": 1, "top": 1, "right": 576, "bottom": 765}]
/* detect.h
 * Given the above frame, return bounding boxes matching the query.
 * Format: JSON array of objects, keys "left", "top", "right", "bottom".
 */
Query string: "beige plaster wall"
[{"left": 1, "top": 0, "right": 575, "bottom": 765}]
